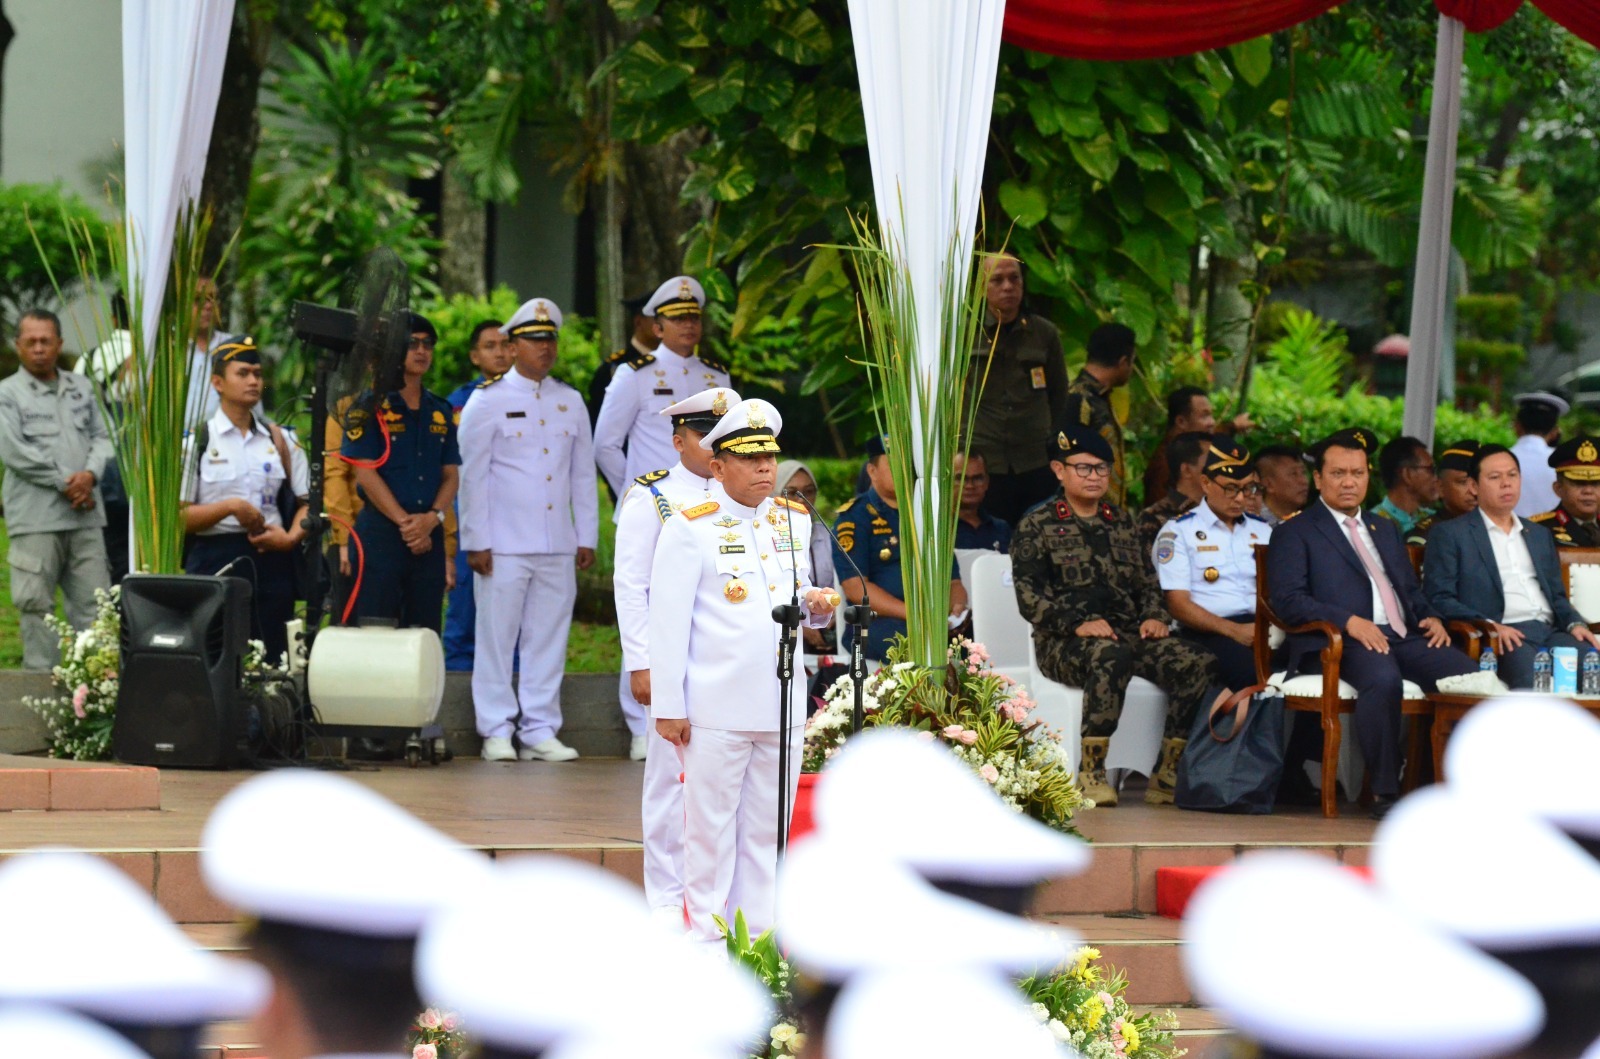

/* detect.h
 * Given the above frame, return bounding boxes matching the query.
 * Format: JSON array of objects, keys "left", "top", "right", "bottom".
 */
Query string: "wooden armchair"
[
  {"left": 1252, "top": 545, "right": 1469, "bottom": 818},
  {"left": 1558, "top": 547, "right": 1600, "bottom": 626}
]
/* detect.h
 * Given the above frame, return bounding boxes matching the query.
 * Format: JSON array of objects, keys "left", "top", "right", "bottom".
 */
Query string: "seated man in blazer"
[
  {"left": 1422, "top": 443, "right": 1599, "bottom": 688},
  {"left": 1267, "top": 428, "right": 1476, "bottom": 819}
]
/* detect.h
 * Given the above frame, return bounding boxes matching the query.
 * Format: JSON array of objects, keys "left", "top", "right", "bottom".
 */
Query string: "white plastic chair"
[
  {"left": 1570, "top": 563, "right": 1600, "bottom": 624},
  {"left": 969, "top": 554, "right": 1167, "bottom": 778}
]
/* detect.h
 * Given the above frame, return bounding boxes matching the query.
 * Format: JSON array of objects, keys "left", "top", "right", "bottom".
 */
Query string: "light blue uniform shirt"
[{"left": 1154, "top": 498, "right": 1271, "bottom": 618}]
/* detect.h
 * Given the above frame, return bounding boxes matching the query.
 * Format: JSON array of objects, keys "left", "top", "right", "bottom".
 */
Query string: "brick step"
[{"left": 0, "top": 754, "right": 160, "bottom": 811}]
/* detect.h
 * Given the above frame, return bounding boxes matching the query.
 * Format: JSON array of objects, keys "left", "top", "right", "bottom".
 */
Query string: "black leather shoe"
[{"left": 1369, "top": 795, "right": 1399, "bottom": 821}]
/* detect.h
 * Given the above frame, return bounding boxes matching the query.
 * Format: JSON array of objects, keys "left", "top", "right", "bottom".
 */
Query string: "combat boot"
[
  {"left": 1078, "top": 737, "right": 1117, "bottom": 807},
  {"left": 1146, "top": 737, "right": 1187, "bottom": 805}
]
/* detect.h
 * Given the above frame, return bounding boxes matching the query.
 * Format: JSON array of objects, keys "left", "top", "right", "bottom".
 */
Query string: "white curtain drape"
[
  {"left": 122, "top": 0, "right": 235, "bottom": 354},
  {"left": 1402, "top": 13, "right": 1465, "bottom": 448},
  {"left": 848, "top": 0, "right": 1005, "bottom": 491}
]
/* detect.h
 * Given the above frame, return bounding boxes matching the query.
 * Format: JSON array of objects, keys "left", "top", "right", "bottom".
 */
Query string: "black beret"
[
  {"left": 1049, "top": 424, "right": 1114, "bottom": 464},
  {"left": 1203, "top": 437, "right": 1254, "bottom": 480}
]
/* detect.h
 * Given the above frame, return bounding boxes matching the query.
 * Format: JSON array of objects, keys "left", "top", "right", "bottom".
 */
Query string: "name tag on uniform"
[
  {"left": 719, "top": 545, "right": 746, "bottom": 555},
  {"left": 653, "top": 387, "right": 674, "bottom": 396},
  {"left": 1196, "top": 545, "right": 1220, "bottom": 552},
  {"left": 1030, "top": 366, "right": 1047, "bottom": 389},
  {"left": 506, "top": 411, "right": 526, "bottom": 419}
]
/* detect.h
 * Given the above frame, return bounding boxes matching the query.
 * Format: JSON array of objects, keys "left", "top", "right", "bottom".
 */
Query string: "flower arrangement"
[
  {"left": 22, "top": 586, "right": 287, "bottom": 761},
  {"left": 805, "top": 636, "right": 1087, "bottom": 831},
  {"left": 720, "top": 913, "right": 1181, "bottom": 1059},
  {"left": 408, "top": 1008, "right": 469, "bottom": 1059},
  {"left": 1021, "top": 946, "right": 1183, "bottom": 1058}
]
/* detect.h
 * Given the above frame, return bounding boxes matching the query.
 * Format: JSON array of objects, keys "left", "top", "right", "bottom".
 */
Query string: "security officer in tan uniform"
[
  {"left": 1011, "top": 425, "right": 1219, "bottom": 808},
  {"left": 1532, "top": 435, "right": 1600, "bottom": 548},
  {"left": 1062, "top": 323, "right": 1135, "bottom": 506}
]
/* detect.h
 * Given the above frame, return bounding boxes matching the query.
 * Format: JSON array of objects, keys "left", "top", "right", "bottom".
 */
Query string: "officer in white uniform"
[
  {"left": 592, "top": 275, "right": 732, "bottom": 502},
  {"left": 201, "top": 771, "right": 492, "bottom": 1059},
  {"left": 648, "top": 399, "right": 836, "bottom": 944},
  {"left": 460, "top": 298, "right": 599, "bottom": 763},
  {"left": 1512, "top": 390, "right": 1568, "bottom": 519},
  {"left": 1153, "top": 437, "right": 1271, "bottom": 690},
  {"left": 0, "top": 849, "right": 268, "bottom": 1059},
  {"left": 613, "top": 386, "right": 741, "bottom": 919}
]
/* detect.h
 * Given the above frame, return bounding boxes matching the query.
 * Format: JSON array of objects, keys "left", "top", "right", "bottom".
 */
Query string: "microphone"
[{"left": 783, "top": 487, "right": 874, "bottom": 736}]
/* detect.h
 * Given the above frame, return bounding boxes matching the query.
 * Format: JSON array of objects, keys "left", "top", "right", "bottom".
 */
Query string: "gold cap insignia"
[
  {"left": 712, "top": 390, "right": 728, "bottom": 416},
  {"left": 678, "top": 278, "right": 693, "bottom": 299},
  {"left": 1580, "top": 440, "right": 1597, "bottom": 463},
  {"left": 534, "top": 300, "right": 550, "bottom": 321},
  {"left": 1057, "top": 430, "right": 1070, "bottom": 451},
  {"left": 746, "top": 404, "right": 767, "bottom": 430}
]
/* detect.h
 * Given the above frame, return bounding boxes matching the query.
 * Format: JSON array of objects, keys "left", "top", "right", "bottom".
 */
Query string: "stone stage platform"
[{"left": 0, "top": 757, "right": 1378, "bottom": 1058}]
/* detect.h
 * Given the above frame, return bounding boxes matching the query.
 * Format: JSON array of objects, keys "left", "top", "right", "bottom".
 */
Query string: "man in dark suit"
[
  {"left": 1423, "top": 443, "right": 1599, "bottom": 688},
  {"left": 1267, "top": 428, "right": 1475, "bottom": 818}
]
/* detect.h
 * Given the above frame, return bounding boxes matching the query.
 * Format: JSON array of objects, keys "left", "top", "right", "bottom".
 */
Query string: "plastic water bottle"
[
  {"left": 1584, "top": 650, "right": 1600, "bottom": 696},
  {"left": 1479, "top": 647, "right": 1497, "bottom": 674},
  {"left": 1534, "top": 649, "right": 1554, "bottom": 693}
]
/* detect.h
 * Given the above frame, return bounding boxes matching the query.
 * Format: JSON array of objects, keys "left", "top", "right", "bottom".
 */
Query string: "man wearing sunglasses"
[
  {"left": 1012, "top": 425, "right": 1220, "bottom": 808},
  {"left": 1154, "top": 438, "right": 1271, "bottom": 693}
]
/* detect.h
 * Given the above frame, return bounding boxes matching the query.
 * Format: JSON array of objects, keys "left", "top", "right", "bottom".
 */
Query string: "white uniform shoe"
[
  {"left": 630, "top": 735, "right": 649, "bottom": 761},
  {"left": 480, "top": 737, "right": 516, "bottom": 762},
  {"left": 519, "top": 737, "right": 579, "bottom": 762}
]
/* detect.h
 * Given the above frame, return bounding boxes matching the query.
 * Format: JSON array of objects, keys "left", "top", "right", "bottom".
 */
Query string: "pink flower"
[
  {"left": 440, "top": 1013, "right": 460, "bottom": 1033},
  {"left": 72, "top": 684, "right": 89, "bottom": 718},
  {"left": 418, "top": 1010, "right": 442, "bottom": 1030},
  {"left": 958, "top": 729, "right": 978, "bottom": 745},
  {"left": 918, "top": 730, "right": 936, "bottom": 741},
  {"left": 413, "top": 1045, "right": 437, "bottom": 1059},
  {"left": 979, "top": 764, "right": 999, "bottom": 784},
  {"left": 942, "top": 724, "right": 964, "bottom": 739}
]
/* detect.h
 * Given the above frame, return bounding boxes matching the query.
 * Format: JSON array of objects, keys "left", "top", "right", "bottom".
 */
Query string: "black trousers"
[
  {"left": 184, "top": 533, "right": 294, "bottom": 666},
  {"left": 1179, "top": 613, "right": 1259, "bottom": 692},
  {"left": 351, "top": 512, "right": 446, "bottom": 632},
  {"left": 982, "top": 466, "right": 1059, "bottom": 527}
]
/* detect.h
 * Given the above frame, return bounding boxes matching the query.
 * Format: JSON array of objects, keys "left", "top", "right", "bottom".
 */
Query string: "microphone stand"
[
  {"left": 771, "top": 494, "right": 804, "bottom": 859},
  {"left": 784, "top": 489, "right": 875, "bottom": 734}
]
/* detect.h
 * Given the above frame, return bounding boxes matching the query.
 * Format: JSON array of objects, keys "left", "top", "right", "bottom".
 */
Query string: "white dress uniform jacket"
[
  {"left": 592, "top": 347, "right": 730, "bottom": 501},
  {"left": 181, "top": 408, "right": 310, "bottom": 535},
  {"left": 458, "top": 371, "right": 599, "bottom": 555},
  {"left": 648, "top": 489, "right": 829, "bottom": 730},
  {"left": 1512, "top": 433, "right": 1558, "bottom": 520},
  {"left": 1154, "top": 499, "right": 1271, "bottom": 616}
]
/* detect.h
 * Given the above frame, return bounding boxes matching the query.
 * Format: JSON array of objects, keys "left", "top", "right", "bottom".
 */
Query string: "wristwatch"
[{"left": 431, "top": 509, "right": 445, "bottom": 524}]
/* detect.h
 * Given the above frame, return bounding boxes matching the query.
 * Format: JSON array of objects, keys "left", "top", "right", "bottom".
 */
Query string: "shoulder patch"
[
  {"left": 682, "top": 501, "right": 720, "bottom": 520},
  {"left": 620, "top": 348, "right": 656, "bottom": 370},
  {"left": 1156, "top": 538, "right": 1176, "bottom": 564},
  {"left": 634, "top": 469, "right": 671, "bottom": 487}
]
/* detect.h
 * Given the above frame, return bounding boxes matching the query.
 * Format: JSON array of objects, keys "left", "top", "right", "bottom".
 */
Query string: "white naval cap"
[
  {"left": 0, "top": 1006, "right": 158, "bottom": 1059},
  {"left": 700, "top": 397, "right": 783, "bottom": 455},
  {"left": 814, "top": 727, "right": 1090, "bottom": 886},
  {"left": 777, "top": 835, "right": 1077, "bottom": 983},
  {"left": 1373, "top": 784, "right": 1600, "bottom": 949},
  {"left": 660, "top": 386, "right": 742, "bottom": 430},
  {"left": 1514, "top": 390, "right": 1571, "bottom": 416},
  {"left": 500, "top": 297, "right": 564, "bottom": 340},
  {"left": 828, "top": 968, "right": 1070, "bottom": 1059},
  {"left": 643, "top": 275, "right": 706, "bottom": 318},
  {"left": 201, "top": 770, "right": 491, "bottom": 936},
  {"left": 1184, "top": 851, "right": 1543, "bottom": 1059},
  {"left": 1445, "top": 695, "right": 1600, "bottom": 840},
  {"left": 417, "top": 855, "right": 770, "bottom": 1054},
  {"left": 0, "top": 848, "right": 268, "bottom": 1024}
]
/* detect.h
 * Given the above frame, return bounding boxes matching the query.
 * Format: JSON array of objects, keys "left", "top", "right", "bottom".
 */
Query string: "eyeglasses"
[
  {"left": 409, "top": 336, "right": 436, "bottom": 350},
  {"left": 1064, "top": 462, "right": 1110, "bottom": 479},
  {"left": 1214, "top": 482, "right": 1263, "bottom": 498},
  {"left": 790, "top": 485, "right": 819, "bottom": 501}
]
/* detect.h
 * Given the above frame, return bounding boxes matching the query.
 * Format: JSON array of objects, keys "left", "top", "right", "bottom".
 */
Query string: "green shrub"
[{"left": 1457, "top": 293, "right": 1523, "bottom": 340}]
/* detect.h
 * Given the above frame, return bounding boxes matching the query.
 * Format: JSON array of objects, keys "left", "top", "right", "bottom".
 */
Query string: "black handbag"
[{"left": 1175, "top": 683, "right": 1286, "bottom": 815}]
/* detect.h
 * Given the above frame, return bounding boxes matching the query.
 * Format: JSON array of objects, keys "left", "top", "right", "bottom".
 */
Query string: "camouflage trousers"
[{"left": 1035, "top": 630, "right": 1217, "bottom": 739}]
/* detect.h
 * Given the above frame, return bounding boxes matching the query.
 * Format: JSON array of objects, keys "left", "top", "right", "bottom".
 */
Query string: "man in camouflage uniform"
[
  {"left": 1062, "top": 323, "right": 1135, "bottom": 507},
  {"left": 1136, "top": 431, "right": 1207, "bottom": 561},
  {"left": 1011, "top": 424, "right": 1219, "bottom": 808},
  {"left": 1531, "top": 435, "right": 1600, "bottom": 548},
  {"left": 1406, "top": 440, "right": 1480, "bottom": 547}
]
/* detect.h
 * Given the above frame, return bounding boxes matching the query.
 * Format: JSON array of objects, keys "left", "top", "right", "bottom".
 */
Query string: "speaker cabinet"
[{"left": 113, "top": 574, "right": 252, "bottom": 768}]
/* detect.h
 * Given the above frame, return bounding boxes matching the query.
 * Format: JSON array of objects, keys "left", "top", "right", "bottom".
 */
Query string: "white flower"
[
  {"left": 1047, "top": 1018, "right": 1073, "bottom": 1043},
  {"left": 1031, "top": 1002, "right": 1050, "bottom": 1022},
  {"left": 770, "top": 1023, "right": 797, "bottom": 1044}
]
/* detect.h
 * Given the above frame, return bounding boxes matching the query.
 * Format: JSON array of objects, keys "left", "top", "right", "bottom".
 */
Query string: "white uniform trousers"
[
  {"left": 640, "top": 722, "right": 686, "bottom": 911},
  {"left": 681, "top": 724, "right": 803, "bottom": 944},
  {"left": 616, "top": 671, "right": 648, "bottom": 736},
  {"left": 471, "top": 553, "right": 575, "bottom": 744}
]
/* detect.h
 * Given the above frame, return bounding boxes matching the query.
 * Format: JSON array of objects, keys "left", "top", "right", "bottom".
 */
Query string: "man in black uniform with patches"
[
  {"left": 1010, "top": 425, "right": 1220, "bottom": 809},
  {"left": 1532, "top": 435, "right": 1600, "bottom": 548},
  {"left": 1406, "top": 440, "right": 1480, "bottom": 547}
]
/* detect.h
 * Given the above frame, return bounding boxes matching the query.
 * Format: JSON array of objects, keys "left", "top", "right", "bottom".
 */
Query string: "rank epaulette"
[
  {"left": 835, "top": 497, "right": 857, "bottom": 515},
  {"left": 620, "top": 348, "right": 656, "bottom": 370},
  {"left": 772, "top": 496, "right": 807, "bottom": 512},
  {"left": 1281, "top": 508, "right": 1303, "bottom": 522},
  {"left": 604, "top": 347, "right": 629, "bottom": 364},
  {"left": 634, "top": 469, "right": 671, "bottom": 487},
  {"left": 1100, "top": 501, "right": 1117, "bottom": 522},
  {"left": 682, "top": 501, "right": 720, "bottom": 520},
  {"left": 476, "top": 373, "right": 504, "bottom": 389},
  {"left": 698, "top": 350, "right": 730, "bottom": 374},
  {"left": 1175, "top": 510, "right": 1197, "bottom": 523},
  {"left": 1244, "top": 511, "right": 1267, "bottom": 523}
]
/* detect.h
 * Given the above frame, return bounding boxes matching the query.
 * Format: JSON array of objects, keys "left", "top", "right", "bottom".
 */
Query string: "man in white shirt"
[
  {"left": 648, "top": 399, "right": 836, "bottom": 943},
  {"left": 181, "top": 338, "right": 309, "bottom": 666},
  {"left": 612, "top": 386, "right": 739, "bottom": 921},
  {"left": 1423, "top": 443, "right": 1597, "bottom": 688},
  {"left": 459, "top": 298, "right": 598, "bottom": 763},
  {"left": 592, "top": 275, "right": 731, "bottom": 503},
  {"left": 1510, "top": 391, "right": 1567, "bottom": 519}
]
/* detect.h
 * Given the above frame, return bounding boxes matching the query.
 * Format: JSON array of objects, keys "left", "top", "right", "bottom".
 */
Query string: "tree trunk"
[
  {"left": 199, "top": 8, "right": 269, "bottom": 308},
  {"left": 438, "top": 158, "right": 487, "bottom": 298},
  {"left": 623, "top": 131, "right": 706, "bottom": 293}
]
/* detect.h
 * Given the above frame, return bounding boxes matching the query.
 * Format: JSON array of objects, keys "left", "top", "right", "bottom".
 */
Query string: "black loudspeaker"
[{"left": 113, "top": 574, "right": 252, "bottom": 768}]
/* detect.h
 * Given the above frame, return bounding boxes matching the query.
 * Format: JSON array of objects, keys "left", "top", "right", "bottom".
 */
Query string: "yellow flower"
[
  {"left": 1079, "top": 995, "right": 1106, "bottom": 1031},
  {"left": 1072, "top": 946, "right": 1101, "bottom": 975},
  {"left": 1124, "top": 1020, "right": 1142, "bottom": 1053}
]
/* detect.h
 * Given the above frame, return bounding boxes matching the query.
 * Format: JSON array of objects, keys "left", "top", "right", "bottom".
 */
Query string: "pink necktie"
[{"left": 1344, "top": 515, "right": 1406, "bottom": 637}]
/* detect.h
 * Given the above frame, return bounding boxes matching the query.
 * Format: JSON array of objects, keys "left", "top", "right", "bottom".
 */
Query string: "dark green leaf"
[
  {"left": 744, "top": 66, "right": 796, "bottom": 114},
  {"left": 689, "top": 59, "right": 747, "bottom": 117},
  {"left": 768, "top": 8, "right": 832, "bottom": 65},
  {"left": 613, "top": 40, "right": 694, "bottom": 101},
  {"left": 998, "top": 180, "right": 1050, "bottom": 228},
  {"left": 1230, "top": 35, "right": 1273, "bottom": 88},
  {"left": 1068, "top": 135, "right": 1120, "bottom": 183},
  {"left": 664, "top": 5, "right": 713, "bottom": 47}
]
